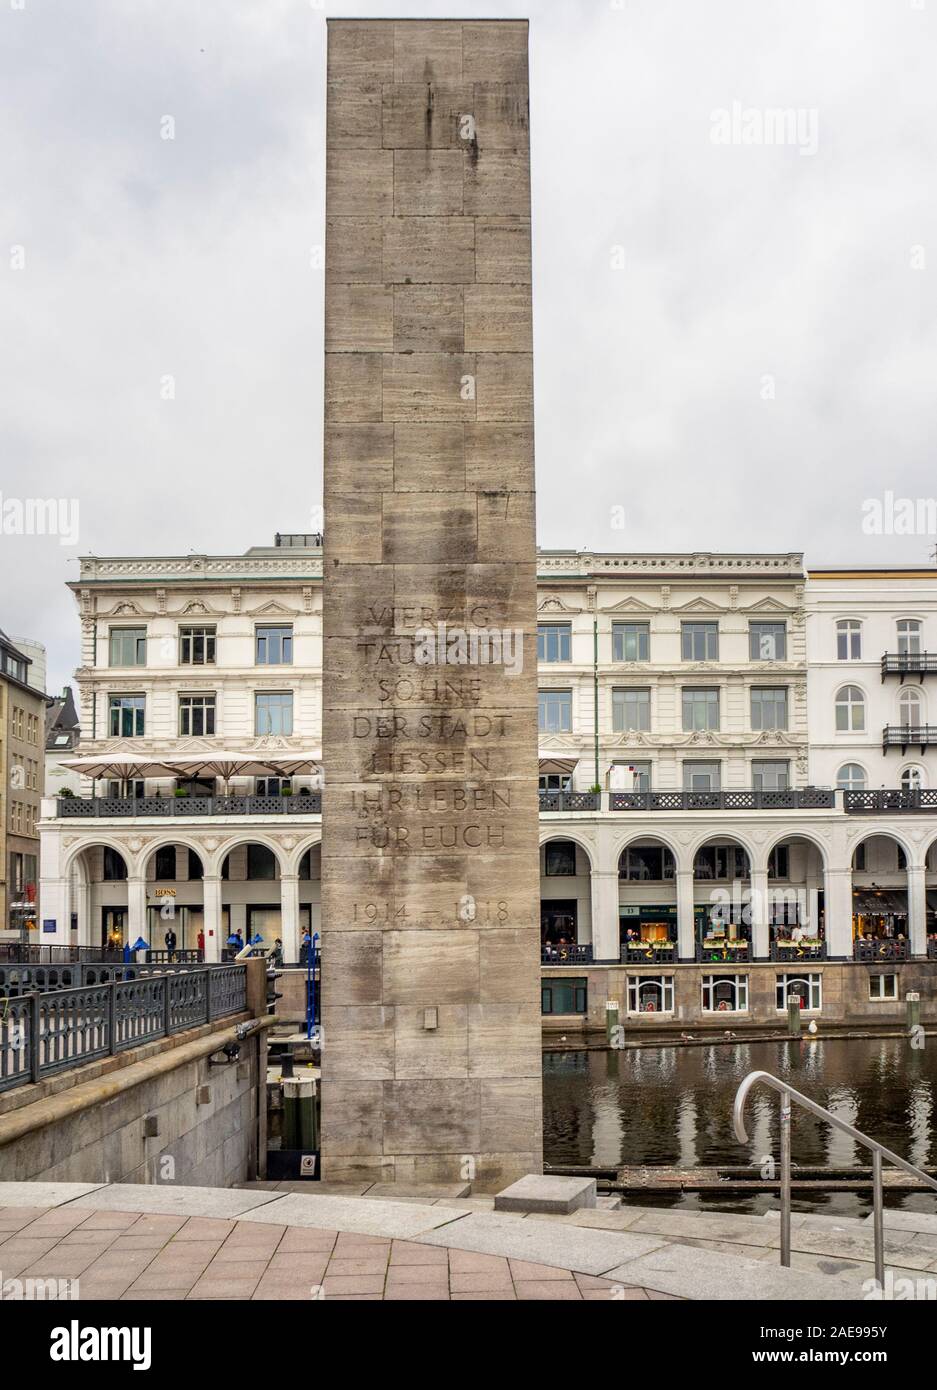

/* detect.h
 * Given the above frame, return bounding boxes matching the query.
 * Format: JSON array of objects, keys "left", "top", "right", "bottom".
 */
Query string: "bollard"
[
  {"left": 907, "top": 991, "right": 921, "bottom": 1032},
  {"left": 282, "top": 1075, "right": 316, "bottom": 1152},
  {"left": 787, "top": 993, "right": 802, "bottom": 1036},
  {"left": 280, "top": 1051, "right": 294, "bottom": 1079},
  {"left": 605, "top": 999, "right": 620, "bottom": 1047}
]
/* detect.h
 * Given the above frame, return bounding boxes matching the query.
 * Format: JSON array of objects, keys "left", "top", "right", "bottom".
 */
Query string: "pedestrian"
[
  {"left": 197, "top": 928, "right": 205, "bottom": 955},
  {"left": 164, "top": 925, "right": 177, "bottom": 961}
]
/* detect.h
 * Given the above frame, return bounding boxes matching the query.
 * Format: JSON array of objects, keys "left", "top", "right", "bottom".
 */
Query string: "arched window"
[
  {"left": 837, "top": 763, "right": 866, "bottom": 791},
  {"left": 897, "top": 619, "right": 922, "bottom": 655},
  {"left": 901, "top": 765, "right": 925, "bottom": 790},
  {"left": 898, "top": 688, "right": 923, "bottom": 727},
  {"left": 835, "top": 685, "right": 865, "bottom": 731},
  {"left": 836, "top": 619, "right": 862, "bottom": 660}
]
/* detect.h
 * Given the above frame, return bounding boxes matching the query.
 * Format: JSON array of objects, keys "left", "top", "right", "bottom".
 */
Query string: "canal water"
[{"left": 543, "top": 1036, "right": 937, "bottom": 1217}]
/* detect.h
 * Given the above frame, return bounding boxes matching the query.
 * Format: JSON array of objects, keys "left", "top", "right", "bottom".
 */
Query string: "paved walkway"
[{"left": 5, "top": 1181, "right": 932, "bottom": 1300}]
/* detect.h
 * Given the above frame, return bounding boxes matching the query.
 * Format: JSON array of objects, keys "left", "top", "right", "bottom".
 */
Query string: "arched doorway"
[
  {"left": 143, "top": 843, "right": 204, "bottom": 958},
  {"left": 71, "top": 843, "right": 130, "bottom": 954},
  {"left": 851, "top": 833, "right": 910, "bottom": 961},
  {"left": 220, "top": 841, "right": 283, "bottom": 959},
  {"left": 764, "top": 835, "right": 827, "bottom": 960},
  {"left": 298, "top": 843, "right": 321, "bottom": 948},
  {"left": 617, "top": 838, "right": 677, "bottom": 962},
  {"left": 693, "top": 837, "right": 751, "bottom": 962},
  {"left": 540, "top": 837, "right": 592, "bottom": 962}
]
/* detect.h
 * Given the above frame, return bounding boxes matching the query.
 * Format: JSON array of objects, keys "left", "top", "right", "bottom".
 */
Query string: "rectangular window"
[
  {"left": 541, "top": 978, "right": 587, "bottom": 1015},
  {"left": 179, "top": 626, "right": 216, "bottom": 665},
  {"left": 537, "top": 624, "right": 571, "bottom": 662},
  {"left": 256, "top": 776, "right": 292, "bottom": 796},
  {"left": 255, "top": 692, "right": 293, "bottom": 736},
  {"left": 612, "top": 622, "right": 650, "bottom": 662},
  {"left": 256, "top": 626, "right": 293, "bottom": 665},
  {"left": 701, "top": 974, "right": 748, "bottom": 1012},
  {"left": 749, "top": 622, "right": 787, "bottom": 661},
  {"left": 619, "top": 847, "right": 674, "bottom": 881},
  {"left": 775, "top": 973, "right": 822, "bottom": 1011},
  {"left": 108, "top": 628, "right": 146, "bottom": 667},
  {"left": 751, "top": 687, "right": 788, "bottom": 731},
  {"left": 538, "top": 689, "right": 572, "bottom": 733},
  {"left": 682, "top": 687, "right": 719, "bottom": 731},
  {"left": 108, "top": 695, "right": 145, "bottom": 737},
  {"left": 612, "top": 760, "right": 651, "bottom": 791},
  {"left": 767, "top": 845, "right": 790, "bottom": 879},
  {"left": 627, "top": 975, "right": 674, "bottom": 1014},
  {"left": 538, "top": 772, "right": 571, "bottom": 792},
  {"left": 681, "top": 622, "right": 719, "bottom": 661},
  {"left": 154, "top": 846, "right": 176, "bottom": 881},
  {"left": 869, "top": 974, "right": 897, "bottom": 1001},
  {"left": 752, "top": 760, "right": 790, "bottom": 791},
  {"left": 102, "top": 847, "right": 127, "bottom": 881},
  {"left": 694, "top": 846, "right": 749, "bottom": 880},
  {"left": 179, "top": 694, "right": 216, "bottom": 737},
  {"left": 683, "top": 761, "right": 721, "bottom": 792},
  {"left": 545, "top": 841, "right": 577, "bottom": 876},
  {"left": 612, "top": 687, "right": 650, "bottom": 732}
]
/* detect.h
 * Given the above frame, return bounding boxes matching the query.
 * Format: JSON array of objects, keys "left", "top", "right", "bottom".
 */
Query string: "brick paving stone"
[
  {"left": 514, "top": 1279, "right": 583, "bottom": 1300},
  {"left": 251, "top": 1276, "right": 326, "bottom": 1301},
  {"left": 264, "top": 1251, "right": 330, "bottom": 1279},
  {"left": 0, "top": 1207, "right": 49, "bottom": 1232},
  {"left": 450, "top": 1269, "right": 514, "bottom": 1293},
  {"left": 277, "top": 1227, "right": 338, "bottom": 1254},
  {"left": 20, "top": 1244, "right": 117, "bottom": 1280},
  {"left": 0, "top": 1237, "right": 62, "bottom": 1277},
  {"left": 16, "top": 1209, "right": 90, "bottom": 1238},
  {"left": 75, "top": 1210, "right": 140, "bottom": 1231},
  {"left": 509, "top": 1258, "right": 575, "bottom": 1281},
  {"left": 333, "top": 1232, "right": 392, "bottom": 1252},
  {"left": 321, "top": 1274, "right": 386, "bottom": 1296},
  {"left": 451, "top": 1289, "right": 517, "bottom": 1300},
  {"left": 58, "top": 1226, "right": 121, "bottom": 1247},
  {"left": 188, "top": 1261, "right": 269, "bottom": 1299},
  {"left": 173, "top": 1217, "right": 237, "bottom": 1242},
  {"left": 384, "top": 1285, "right": 450, "bottom": 1300},
  {"left": 448, "top": 1249, "right": 512, "bottom": 1274},
  {"left": 390, "top": 1240, "right": 448, "bottom": 1265},
  {"left": 325, "top": 1255, "right": 390, "bottom": 1277},
  {"left": 384, "top": 1263, "right": 450, "bottom": 1287}
]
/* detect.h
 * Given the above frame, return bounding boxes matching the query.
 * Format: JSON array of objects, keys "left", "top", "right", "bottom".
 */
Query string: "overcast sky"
[{"left": 2, "top": 0, "right": 936, "bottom": 696}]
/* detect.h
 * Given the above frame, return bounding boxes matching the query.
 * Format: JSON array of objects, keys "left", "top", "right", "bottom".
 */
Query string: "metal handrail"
[{"left": 733, "top": 1068, "right": 937, "bottom": 1285}]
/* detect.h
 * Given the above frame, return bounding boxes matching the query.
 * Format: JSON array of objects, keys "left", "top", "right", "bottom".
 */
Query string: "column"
[
  {"left": 127, "top": 877, "right": 147, "bottom": 947},
  {"left": 824, "top": 867, "right": 854, "bottom": 959},
  {"left": 908, "top": 863, "right": 927, "bottom": 959},
  {"left": 677, "top": 869, "right": 695, "bottom": 961},
  {"left": 280, "top": 874, "right": 300, "bottom": 965},
  {"left": 750, "top": 866, "right": 769, "bottom": 960},
  {"left": 39, "top": 878, "right": 69, "bottom": 946},
  {"left": 590, "top": 869, "right": 620, "bottom": 963},
  {"left": 202, "top": 875, "right": 222, "bottom": 963},
  {"left": 77, "top": 877, "right": 92, "bottom": 948}
]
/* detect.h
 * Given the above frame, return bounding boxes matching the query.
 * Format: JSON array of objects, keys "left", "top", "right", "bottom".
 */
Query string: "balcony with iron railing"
[
  {"left": 881, "top": 651, "right": 937, "bottom": 681},
  {"left": 541, "top": 943, "right": 594, "bottom": 965},
  {"left": 54, "top": 793, "right": 322, "bottom": 818},
  {"left": 844, "top": 788, "right": 937, "bottom": 813},
  {"left": 881, "top": 725, "right": 937, "bottom": 753},
  {"left": 609, "top": 789, "right": 835, "bottom": 812}
]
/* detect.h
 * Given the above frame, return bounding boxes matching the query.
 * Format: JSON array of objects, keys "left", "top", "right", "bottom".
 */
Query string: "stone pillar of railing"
[
  {"left": 676, "top": 869, "right": 696, "bottom": 961},
  {"left": 589, "top": 869, "right": 620, "bottom": 962},
  {"left": 280, "top": 873, "right": 300, "bottom": 965},
  {"left": 907, "top": 863, "right": 927, "bottom": 958},
  {"left": 202, "top": 875, "right": 222, "bottom": 963},
  {"left": 750, "top": 867, "right": 770, "bottom": 959},
  {"left": 824, "top": 867, "right": 854, "bottom": 959},
  {"left": 127, "top": 876, "right": 147, "bottom": 947}
]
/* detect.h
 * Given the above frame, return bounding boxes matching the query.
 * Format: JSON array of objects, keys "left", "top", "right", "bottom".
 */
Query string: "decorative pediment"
[
  {"left": 107, "top": 601, "right": 144, "bottom": 617},
  {"left": 670, "top": 596, "right": 727, "bottom": 614},
  {"left": 739, "top": 596, "right": 792, "bottom": 614},
  {"left": 601, "top": 596, "right": 657, "bottom": 614},
  {"left": 537, "top": 595, "right": 581, "bottom": 615},
  {"left": 177, "top": 599, "right": 223, "bottom": 617},
  {"left": 248, "top": 600, "right": 300, "bottom": 618}
]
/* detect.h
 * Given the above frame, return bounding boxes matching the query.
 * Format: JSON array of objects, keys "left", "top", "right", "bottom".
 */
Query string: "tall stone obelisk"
[{"left": 321, "top": 18, "right": 541, "bottom": 1189}]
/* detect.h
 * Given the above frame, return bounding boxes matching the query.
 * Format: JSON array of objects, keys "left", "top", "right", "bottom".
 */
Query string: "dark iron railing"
[
  {"left": 0, "top": 961, "right": 208, "bottom": 997},
  {"left": 696, "top": 940, "right": 751, "bottom": 963},
  {"left": 538, "top": 791, "right": 600, "bottom": 812},
  {"left": 609, "top": 789, "right": 835, "bottom": 812},
  {"left": 620, "top": 941, "right": 677, "bottom": 964},
  {"left": 770, "top": 940, "right": 827, "bottom": 961},
  {"left": 929, "top": 940, "right": 937, "bottom": 961},
  {"left": 882, "top": 725, "right": 937, "bottom": 752},
  {"left": 855, "top": 938, "right": 910, "bottom": 962},
  {"left": 0, "top": 944, "right": 204, "bottom": 966},
  {"left": 844, "top": 788, "right": 937, "bottom": 813},
  {"left": 881, "top": 652, "right": 937, "bottom": 680},
  {"left": 541, "top": 944, "right": 594, "bottom": 965},
  {"left": 0, "top": 965, "right": 247, "bottom": 1093},
  {"left": 56, "top": 794, "right": 322, "bottom": 818}
]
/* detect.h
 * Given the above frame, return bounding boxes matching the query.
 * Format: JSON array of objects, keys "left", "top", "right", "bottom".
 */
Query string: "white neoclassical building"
[{"left": 37, "top": 543, "right": 937, "bottom": 1020}]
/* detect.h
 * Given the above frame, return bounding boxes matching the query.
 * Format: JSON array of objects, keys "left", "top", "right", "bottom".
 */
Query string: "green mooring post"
[
  {"left": 605, "top": 999, "right": 620, "bottom": 1047},
  {"left": 907, "top": 992, "right": 921, "bottom": 1032},
  {"left": 787, "top": 994, "right": 803, "bottom": 1036}
]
